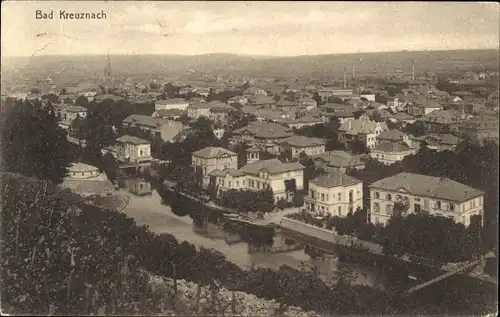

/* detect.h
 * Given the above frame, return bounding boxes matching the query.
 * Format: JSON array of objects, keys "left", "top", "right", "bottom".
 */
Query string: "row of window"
[{"left": 310, "top": 190, "right": 359, "bottom": 202}]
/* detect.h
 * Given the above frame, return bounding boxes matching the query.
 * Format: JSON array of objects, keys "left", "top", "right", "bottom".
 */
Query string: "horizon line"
[{"left": 2, "top": 48, "right": 499, "bottom": 59}]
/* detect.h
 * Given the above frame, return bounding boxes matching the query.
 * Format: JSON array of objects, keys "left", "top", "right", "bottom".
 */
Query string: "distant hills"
[{"left": 2, "top": 49, "right": 499, "bottom": 80}]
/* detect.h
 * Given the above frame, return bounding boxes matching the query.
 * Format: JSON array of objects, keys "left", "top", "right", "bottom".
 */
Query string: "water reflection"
[{"left": 117, "top": 178, "right": 388, "bottom": 289}]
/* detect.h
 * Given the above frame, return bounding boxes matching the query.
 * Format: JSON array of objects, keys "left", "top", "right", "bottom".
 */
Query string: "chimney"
[
  {"left": 352, "top": 64, "right": 356, "bottom": 79},
  {"left": 411, "top": 60, "right": 415, "bottom": 81},
  {"left": 343, "top": 68, "right": 347, "bottom": 89}
]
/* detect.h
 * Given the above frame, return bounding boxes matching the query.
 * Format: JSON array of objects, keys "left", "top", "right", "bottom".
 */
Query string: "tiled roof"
[
  {"left": 116, "top": 135, "right": 151, "bottom": 145},
  {"left": 417, "top": 133, "right": 462, "bottom": 145},
  {"left": 279, "top": 135, "right": 325, "bottom": 147},
  {"left": 311, "top": 151, "right": 364, "bottom": 168},
  {"left": 239, "top": 158, "right": 304, "bottom": 176},
  {"left": 233, "top": 122, "right": 293, "bottom": 139},
  {"left": 68, "top": 162, "right": 99, "bottom": 173},
  {"left": 373, "top": 142, "right": 413, "bottom": 153},
  {"left": 377, "top": 130, "right": 408, "bottom": 142},
  {"left": 369, "top": 172, "right": 483, "bottom": 203},
  {"left": 310, "top": 171, "right": 362, "bottom": 188},
  {"left": 339, "top": 118, "right": 388, "bottom": 135},
  {"left": 240, "top": 105, "right": 261, "bottom": 115},
  {"left": 276, "top": 99, "right": 297, "bottom": 107},
  {"left": 286, "top": 115, "right": 324, "bottom": 124},
  {"left": 208, "top": 168, "right": 245, "bottom": 178},
  {"left": 192, "top": 146, "right": 237, "bottom": 159},
  {"left": 244, "top": 87, "right": 265, "bottom": 94}
]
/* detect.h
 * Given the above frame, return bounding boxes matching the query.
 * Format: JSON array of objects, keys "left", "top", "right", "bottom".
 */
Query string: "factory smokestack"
[
  {"left": 343, "top": 68, "right": 347, "bottom": 89},
  {"left": 412, "top": 60, "right": 415, "bottom": 81},
  {"left": 352, "top": 64, "right": 356, "bottom": 79}
]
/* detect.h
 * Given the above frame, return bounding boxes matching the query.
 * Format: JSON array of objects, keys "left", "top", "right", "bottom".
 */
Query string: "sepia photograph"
[{"left": 0, "top": 1, "right": 499, "bottom": 316}]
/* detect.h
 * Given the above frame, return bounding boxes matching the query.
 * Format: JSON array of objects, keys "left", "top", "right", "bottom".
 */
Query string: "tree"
[
  {"left": 60, "top": 88, "right": 67, "bottom": 95},
  {"left": 312, "top": 92, "right": 322, "bottom": 106},
  {"left": 348, "top": 139, "right": 368, "bottom": 154},
  {"left": 1, "top": 103, "right": 72, "bottom": 184},
  {"left": 75, "top": 96, "right": 89, "bottom": 108}
]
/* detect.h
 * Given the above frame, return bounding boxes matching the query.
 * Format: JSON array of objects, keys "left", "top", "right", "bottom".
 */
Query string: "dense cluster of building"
[{"left": 5, "top": 65, "right": 498, "bottom": 229}]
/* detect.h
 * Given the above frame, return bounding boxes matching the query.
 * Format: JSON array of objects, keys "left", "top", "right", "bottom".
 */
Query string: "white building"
[
  {"left": 338, "top": 117, "right": 389, "bottom": 150},
  {"left": 209, "top": 158, "right": 304, "bottom": 202},
  {"left": 277, "top": 135, "right": 325, "bottom": 158},
  {"left": 305, "top": 172, "right": 363, "bottom": 217},
  {"left": 370, "top": 142, "right": 415, "bottom": 165},
  {"left": 192, "top": 147, "right": 238, "bottom": 187},
  {"left": 155, "top": 98, "right": 190, "bottom": 111},
  {"left": 116, "top": 135, "right": 152, "bottom": 164},
  {"left": 60, "top": 162, "right": 114, "bottom": 196},
  {"left": 122, "top": 115, "right": 184, "bottom": 142},
  {"left": 369, "top": 172, "right": 484, "bottom": 227}
]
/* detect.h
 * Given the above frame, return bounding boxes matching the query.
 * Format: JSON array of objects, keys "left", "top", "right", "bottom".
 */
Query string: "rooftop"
[
  {"left": 208, "top": 168, "right": 245, "bottom": 178},
  {"left": 116, "top": 135, "right": 151, "bottom": 145},
  {"left": 156, "top": 98, "right": 189, "bottom": 105},
  {"left": 310, "top": 171, "right": 362, "bottom": 188},
  {"left": 369, "top": 172, "right": 483, "bottom": 203},
  {"left": 68, "top": 162, "right": 99, "bottom": 173},
  {"left": 339, "top": 117, "right": 388, "bottom": 135},
  {"left": 420, "top": 109, "right": 464, "bottom": 124},
  {"left": 279, "top": 135, "right": 325, "bottom": 148},
  {"left": 192, "top": 146, "right": 237, "bottom": 159},
  {"left": 373, "top": 142, "right": 413, "bottom": 153},
  {"left": 311, "top": 151, "right": 364, "bottom": 168},
  {"left": 377, "top": 129, "right": 410, "bottom": 142},
  {"left": 239, "top": 158, "right": 304, "bottom": 176},
  {"left": 233, "top": 122, "right": 294, "bottom": 139},
  {"left": 123, "top": 114, "right": 173, "bottom": 128}
]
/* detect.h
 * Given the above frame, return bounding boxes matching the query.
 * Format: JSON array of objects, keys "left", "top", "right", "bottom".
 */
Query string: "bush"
[
  {"left": 292, "top": 192, "right": 305, "bottom": 207},
  {"left": 276, "top": 198, "right": 288, "bottom": 210}
]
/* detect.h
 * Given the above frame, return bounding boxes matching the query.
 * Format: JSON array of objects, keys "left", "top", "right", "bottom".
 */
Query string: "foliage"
[
  {"left": 291, "top": 191, "right": 305, "bottom": 207},
  {"left": 0, "top": 100, "right": 72, "bottom": 184},
  {"left": 402, "top": 121, "right": 426, "bottom": 137},
  {"left": 299, "top": 154, "right": 327, "bottom": 191},
  {"left": 218, "top": 188, "right": 275, "bottom": 214},
  {"left": 276, "top": 198, "right": 288, "bottom": 210}
]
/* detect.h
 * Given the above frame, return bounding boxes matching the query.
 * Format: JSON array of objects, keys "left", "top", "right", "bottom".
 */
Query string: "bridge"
[{"left": 405, "top": 252, "right": 495, "bottom": 295}]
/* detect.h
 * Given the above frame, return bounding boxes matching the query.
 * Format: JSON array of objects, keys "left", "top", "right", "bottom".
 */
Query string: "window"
[
  {"left": 321, "top": 193, "right": 325, "bottom": 201},
  {"left": 375, "top": 192, "right": 380, "bottom": 199},
  {"left": 325, "top": 194, "right": 329, "bottom": 202},
  {"left": 374, "top": 202, "right": 380, "bottom": 213},
  {"left": 436, "top": 201, "right": 441, "bottom": 209},
  {"left": 450, "top": 204, "right": 455, "bottom": 211},
  {"left": 228, "top": 181, "right": 232, "bottom": 187},
  {"left": 72, "top": 172, "right": 75, "bottom": 176},
  {"left": 387, "top": 194, "right": 392, "bottom": 201},
  {"left": 236, "top": 181, "right": 239, "bottom": 187},
  {"left": 338, "top": 206, "right": 342, "bottom": 216},
  {"left": 242, "top": 180, "right": 246, "bottom": 186},
  {"left": 386, "top": 205, "right": 391, "bottom": 215},
  {"left": 338, "top": 193, "right": 341, "bottom": 200},
  {"left": 415, "top": 197, "right": 420, "bottom": 202},
  {"left": 222, "top": 180, "right": 225, "bottom": 186},
  {"left": 424, "top": 199, "right": 429, "bottom": 209},
  {"left": 396, "top": 194, "right": 402, "bottom": 200}
]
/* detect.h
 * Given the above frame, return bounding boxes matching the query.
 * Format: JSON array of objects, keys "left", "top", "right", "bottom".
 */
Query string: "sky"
[{"left": 1, "top": 1, "right": 499, "bottom": 57}]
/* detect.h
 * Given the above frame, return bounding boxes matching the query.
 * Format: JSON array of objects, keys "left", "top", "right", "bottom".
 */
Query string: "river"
[
  {"left": 115, "top": 178, "right": 498, "bottom": 315},
  {"left": 117, "top": 180, "right": 391, "bottom": 289}
]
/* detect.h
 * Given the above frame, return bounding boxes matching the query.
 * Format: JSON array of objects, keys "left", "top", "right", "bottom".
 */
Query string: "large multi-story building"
[
  {"left": 338, "top": 117, "right": 388, "bottom": 150},
  {"left": 304, "top": 172, "right": 363, "bottom": 217},
  {"left": 277, "top": 135, "right": 325, "bottom": 158},
  {"left": 230, "top": 122, "right": 294, "bottom": 152},
  {"left": 122, "top": 115, "right": 184, "bottom": 142},
  {"left": 407, "top": 99, "right": 443, "bottom": 117},
  {"left": 191, "top": 147, "right": 238, "bottom": 187},
  {"left": 458, "top": 113, "right": 499, "bottom": 142},
  {"left": 369, "top": 172, "right": 484, "bottom": 227},
  {"left": 311, "top": 151, "right": 365, "bottom": 172},
  {"left": 116, "top": 135, "right": 152, "bottom": 164},
  {"left": 209, "top": 158, "right": 304, "bottom": 201},
  {"left": 419, "top": 109, "right": 464, "bottom": 134}
]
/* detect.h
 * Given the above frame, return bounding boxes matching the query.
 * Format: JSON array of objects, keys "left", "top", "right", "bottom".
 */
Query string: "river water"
[
  {"left": 118, "top": 183, "right": 390, "bottom": 289},
  {"left": 116, "top": 179, "right": 498, "bottom": 315}
]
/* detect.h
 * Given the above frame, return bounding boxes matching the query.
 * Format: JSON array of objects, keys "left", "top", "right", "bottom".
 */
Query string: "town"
[{"left": 1, "top": 2, "right": 499, "bottom": 317}]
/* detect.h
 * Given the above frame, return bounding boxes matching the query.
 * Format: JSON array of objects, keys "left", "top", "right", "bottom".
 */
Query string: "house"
[
  {"left": 298, "top": 97, "right": 317, "bottom": 109},
  {"left": 369, "top": 172, "right": 484, "bottom": 227},
  {"left": 187, "top": 102, "right": 212, "bottom": 119},
  {"left": 116, "top": 135, "right": 152, "bottom": 164},
  {"left": 458, "top": 112, "right": 499, "bottom": 142},
  {"left": 370, "top": 142, "right": 415, "bottom": 164},
  {"left": 277, "top": 135, "right": 326, "bottom": 158},
  {"left": 192, "top": 147, "right": 238, "bottom": 187},
  {"left": 254, "top": 109, "right": 293, "bottom": 123},
  {"left": 338, "top": 117, "right": 389, "bottom": 150},
  {"left": 407, "top": 99, "right": 443, "bottom": 117},
  {"left": 122, "top": 115, "right": 184, "bottom": 142},
  {"left": 311, "top": 151, "right": 365, "bottom": 172},
  {"left": 151, "top": 109, "right": 185, "bottom": 120},
  {"left": 209, "top": 158, "right": 304, "bottom": 201},
  {"left": 419, "top": 109, "right": 464, "bottom": 134},
  {"left": 429, "top": 90, "right": 450, "bottom": 102},
  {"left": 60, "top": 162, "right": 114, "bottom": 196},
  {"left": 392, "top": 112, "right": 417, "bottom": 125},
  {"left": 122, "top": 178, "right": 152, "bottom": 196},
  {"left": 243, "top": 87, "right": 268, "bottom": 97},
  {"left": 59, "top": 105, "right": 87, "bottom": 124},
  {"left": 412, "top": 133, "right": 462, "bottom": 151},
  {"left": 155, "top": 98, "right": 190, "bottom": 111},
  {"left": 230, "top": 122, "right": 294, "bottom": 152},
  {"left": 240, "top": 105, "right": 261, "bottom": 117},
  {"left": 305, "top": 172, "right": 363, "bottom": 216},
  {"left": 376, "top": 130, "right": 414, "bottom": 147},
  {"left": 208, "top": 103, "right": 236, "bottom": 124},
  {"left": 407, "top": 80, "right": 431, "bottom": 94}
]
